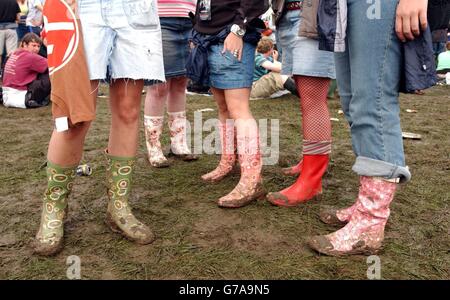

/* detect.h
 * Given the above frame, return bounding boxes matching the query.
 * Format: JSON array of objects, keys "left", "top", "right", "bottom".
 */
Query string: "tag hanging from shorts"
[{"left": 199, "top": 0, "right": 211, "bottom": 21}]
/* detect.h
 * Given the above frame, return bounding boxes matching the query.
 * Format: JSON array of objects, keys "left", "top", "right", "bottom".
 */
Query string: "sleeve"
[
  {"left": 255, "top": 55, "right": 268, "bottom": 67},
  {"left": 31, "top": 55, "right": 49, "bottom": 73},
  {"left": 233, "top": 0, "right": 269, "bottom": 29}
]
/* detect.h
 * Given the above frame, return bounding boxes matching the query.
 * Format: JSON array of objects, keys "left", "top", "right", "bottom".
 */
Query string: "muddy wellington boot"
[
  {"left": 168, "top": 111, "right": 198, "bottom": 161},
  {"left": 282, "top": 159, "right": 303, "bottom": 177},
  {"left": 202, "top": 121, "right": 236, "bottom": 183},
  {"left": 217, "top": 120, "right": 265, "bottom": 208},
  {"left": 105, "top": 151, "right": 155, "bottom": 244},
  {"left": 307, "top": 176, "right": 397, "bottom": 256},
  {"left": 144, "top": 115, "right": 169, "bottom": 168},
  {"left": 267, "top": 154, "right": 328, "bottom": 207},
  {"left": 34, "top": 162, "right": 76, "bottom": 256}
]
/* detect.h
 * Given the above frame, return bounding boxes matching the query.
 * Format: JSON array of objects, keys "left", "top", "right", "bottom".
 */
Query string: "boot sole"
[
  {"left": 218, "top": 190, "right": 267, "bottom": 208},
  {"left": 306, "top": 236, "right": 382, "bottom": 257},
  {"left": 33, "top": 238, "right": 64, "bottom": 256},
  {"left": 105, "top": 212, "right": 156, "bottom": 245},
  {"left": 267, "top": 193, "right": 322, "bottom": 207}
]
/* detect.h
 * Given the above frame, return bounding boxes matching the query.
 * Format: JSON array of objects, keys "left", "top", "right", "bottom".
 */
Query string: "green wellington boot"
[
  {"left": 34, "top": 162, "right": 76, "bottom": 256},
  {"left": 105, "top": 151, "right": 155, "bottom": 244}
]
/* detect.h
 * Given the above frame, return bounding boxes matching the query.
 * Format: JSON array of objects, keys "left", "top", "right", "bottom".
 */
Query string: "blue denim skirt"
[
  {"left": 160, "top": 17, "right": 193, "bottom": 78},
  {"left": 278, "top": 10, "right": 336, "bottom": 79},
  {"left": 208, "top": 42, "right": 256, "bottom": 89}
]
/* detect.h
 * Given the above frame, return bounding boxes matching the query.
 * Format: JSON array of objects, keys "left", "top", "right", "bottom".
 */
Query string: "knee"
[
  {"left": 67, "top": 121, "right": 91, "bottom": 138},
  {"left": 115, "top": 103, "right": 140, "bottom": 125},
  {"left": 170, "top": 77, "right": 188, "bottom": 93},
  {"left": 148, "top": 83, "right": 170, "bottom": 99},
  {"left": 217, "top": 102, "right": 229, "bottom": 116}
]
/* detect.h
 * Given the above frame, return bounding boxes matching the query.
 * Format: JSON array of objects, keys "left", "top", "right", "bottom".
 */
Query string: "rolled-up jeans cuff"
[{"left": 352, "top": 156, "right": 411, "bottom": 183}]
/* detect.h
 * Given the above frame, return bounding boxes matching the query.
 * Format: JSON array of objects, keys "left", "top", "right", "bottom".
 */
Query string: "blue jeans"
[{"left": 335, "top": 0, "right": 411, "bottom": 183}]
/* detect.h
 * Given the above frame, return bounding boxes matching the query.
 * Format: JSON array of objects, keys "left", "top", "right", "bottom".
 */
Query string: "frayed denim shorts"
[
  {"left": 77, "top": 0, "right": 165, "bottom": 83},
  {"left": 208, "top": 42, "right": 256, "bottom": 90},
  {"left": 278, "top": 10, "right": 336, "bottom": 79}
]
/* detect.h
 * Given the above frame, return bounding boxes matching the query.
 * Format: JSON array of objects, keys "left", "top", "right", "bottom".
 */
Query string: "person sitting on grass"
[
  {"left": 436, "top": 41, "right": 450, "bottom": 79},
  {"left": 1, "top": 32, "right": 50, "bottom": 108},
  {"left": 250, "top": 37, "right": 299, "bottom": 99}
]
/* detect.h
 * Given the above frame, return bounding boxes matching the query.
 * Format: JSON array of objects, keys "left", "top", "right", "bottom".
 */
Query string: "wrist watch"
[{"left": 230, "top": 24, "right": 246, "bottom": 37}]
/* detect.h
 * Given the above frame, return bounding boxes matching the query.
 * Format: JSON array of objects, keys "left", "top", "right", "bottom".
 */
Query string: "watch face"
[{"left": 232, "top": 25, "right": 244, "bottom": 36}]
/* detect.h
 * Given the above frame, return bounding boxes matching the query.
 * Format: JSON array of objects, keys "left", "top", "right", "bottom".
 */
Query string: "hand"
[
  {"left": 222, "top": 33, "right": 244, "bottom": 61},
  {"left": 395, "top": 0, "right": 428, "bottom": 42},
  {"left": 272, "top": 50, "right": 279, "bottom": 61}
]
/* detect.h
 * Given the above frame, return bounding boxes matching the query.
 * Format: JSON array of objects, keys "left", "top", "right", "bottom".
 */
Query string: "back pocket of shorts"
[{"left": 122, "top": 0, "right": 159, "bottom": 30}]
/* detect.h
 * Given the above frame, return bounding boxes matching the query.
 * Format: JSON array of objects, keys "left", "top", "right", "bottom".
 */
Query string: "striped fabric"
[
  {"left": 158, "top": 0, "right": 197, "bottom": 18},
  {"left": 303, "top": 140, "right": 332, "bottom": 155}
]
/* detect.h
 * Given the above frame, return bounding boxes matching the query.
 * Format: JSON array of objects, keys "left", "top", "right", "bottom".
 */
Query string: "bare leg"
[
  {"left": 108, "top": 79, "right": 143, "bottom": 157},
  {"left": 47, "top": 80, "right": 98, "bottom": 165}
]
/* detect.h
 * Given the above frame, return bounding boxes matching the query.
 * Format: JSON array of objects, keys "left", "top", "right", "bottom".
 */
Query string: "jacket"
[
  {"left": 401, "top": 27, "right": 437, "bottom": 93},
  {"left": 271, "top": 0, "right": 436, "bottom": 92},
  {"left": 272, "top": 0, "right": 347, "bottom": 52}
]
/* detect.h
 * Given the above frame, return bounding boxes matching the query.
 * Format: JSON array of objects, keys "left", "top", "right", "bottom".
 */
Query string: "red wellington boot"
[
  {"left": 282, "top": 159, "right": 303, "bottom": 176},
  {"left": 267, "top": 154, "right": 328, "bottom": 207}
]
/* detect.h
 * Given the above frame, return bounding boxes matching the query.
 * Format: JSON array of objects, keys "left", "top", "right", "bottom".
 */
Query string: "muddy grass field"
[{"left": 0, "top": 86, "right": 449, "bottom": 280}]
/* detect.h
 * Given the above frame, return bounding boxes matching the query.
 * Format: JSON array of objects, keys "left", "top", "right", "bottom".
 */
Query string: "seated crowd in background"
[
  {"left": 250, "top": 37, "right": 299, "bottom": 99},
  {"left": 1, "top": 33, "right": 50, "bottom": 108}
]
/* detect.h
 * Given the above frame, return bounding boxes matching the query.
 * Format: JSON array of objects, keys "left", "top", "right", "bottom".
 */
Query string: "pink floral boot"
[
  {"left": 168, "top": 111, "right": 198, "bottom": 161},
  {"left": 308, "top": 176, "right": 397, "bottom": 256},
  {"left": 144, "top": 116, "right": 169, "bottom": 168},
  {"left": 202, "top": 121, "right": 236, "bottom": 183}
]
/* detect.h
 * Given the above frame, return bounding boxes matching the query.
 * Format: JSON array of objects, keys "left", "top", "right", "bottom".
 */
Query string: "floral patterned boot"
[
  {"left": 144, "top": 115, "right": 169, "bottom": 168},
  {"left": 168, "top": 111, "right": 198, "bottom": 161},
  {"left": 202, "top": 121, "right": 236, "bottom": 182},
  {"left": 218, "top": 121, "right": 265, "bottom": 208},
  {"left": 307, "top": 176, "right": 397, "bottom": 256}
]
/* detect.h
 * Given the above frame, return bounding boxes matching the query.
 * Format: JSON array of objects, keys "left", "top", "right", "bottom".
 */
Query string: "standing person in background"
[
  {"left": 0, "top": 0, "right": 21, "bottom": 74},
  {"left": 191, "top": 0, "right": 269, "bottom": 208},
  {"left": 16, "top": 0, "right": 29, "bottom": 42},
  {"left": 267, "top": 0, "right": 336, "bottom": 207},
  {"left": 143, "top": 0, "right": 199, "bottom": 168},
  {"left": 428, "top": 0, "right": 450, "bottom": 58},
  {"left": 26, "top": 0, "right": 45, "bottom": 36}
]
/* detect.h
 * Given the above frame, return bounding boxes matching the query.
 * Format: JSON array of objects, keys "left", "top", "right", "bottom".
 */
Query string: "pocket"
[{"left": 122, "top": 0, "right": 159, "bottom": 30}]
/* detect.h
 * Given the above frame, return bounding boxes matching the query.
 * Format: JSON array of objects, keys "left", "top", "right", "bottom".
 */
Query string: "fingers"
[
  {"left": 411, "top": 14, "right": 421, "bottom": 37},
  {"left": 419, "top": 9, "right": 428, "bottom": 31},
  {"left": 395, "top": 15, "right": 406, "bottom": 42},
  {"left": 402, "top": 16, "right": 414, "bottom": 40},
  {"left": 221, "top": 43, "right": 227, "bottom": 54}
]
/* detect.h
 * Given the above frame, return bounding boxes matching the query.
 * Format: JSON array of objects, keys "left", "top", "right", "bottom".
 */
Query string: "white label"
[{"left": 55, "top": 117, "right": 69, "bottom": 132}]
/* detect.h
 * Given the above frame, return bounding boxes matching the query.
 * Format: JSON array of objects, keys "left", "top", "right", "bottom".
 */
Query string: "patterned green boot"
[
  {"left": 34, "top": 162, "right": 76, "bottom": 256},
  {"left": 105, "top": 151, "right": 155, "bottom": 244}
]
